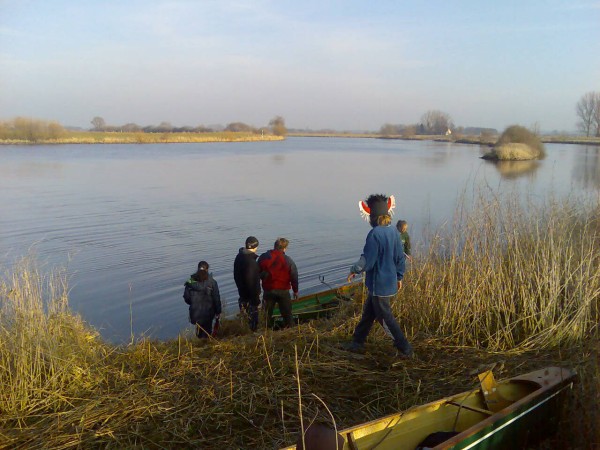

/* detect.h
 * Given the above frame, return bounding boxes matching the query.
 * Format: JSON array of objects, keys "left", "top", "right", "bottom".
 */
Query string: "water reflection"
[
  {"left": 483, "top": 159, "right": 541, "bottom": 180},
  {"left": 572, "top": 145, "right": 600, "bottom": 190}
]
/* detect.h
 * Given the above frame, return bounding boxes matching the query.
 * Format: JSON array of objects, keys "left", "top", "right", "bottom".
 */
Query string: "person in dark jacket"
[
  {"left": 233, "top": 236, "right": 261, "bottom": 331},
  {"left": 258, "top": 237, "right": 299, "bottom": 329},
  {"left": 183, "top": 261, "right": 222, "bottom": 338},
  {"left": 345, "top": 194, "right": 414, "bottom": 359}
]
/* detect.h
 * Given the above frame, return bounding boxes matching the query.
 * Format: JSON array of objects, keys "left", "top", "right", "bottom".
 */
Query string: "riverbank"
[
  {"left": 1, "top": 191, "right": 598, "bottom": 449},
  {"left": 0, "top": 131, "right": 285, "bottom": 145},
  {"left": 289, "top": 131, "right": 600, "bottom": 146},
  {"left": 3, "top": 130, "right": 598, "bottom": 147},
  {"left": 0, "top": 268, "right": 596, "bottom": 449}
]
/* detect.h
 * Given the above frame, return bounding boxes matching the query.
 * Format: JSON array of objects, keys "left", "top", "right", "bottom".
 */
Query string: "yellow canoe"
[{"left": 283, "top": 366, "right": 576, "bottom": 450}]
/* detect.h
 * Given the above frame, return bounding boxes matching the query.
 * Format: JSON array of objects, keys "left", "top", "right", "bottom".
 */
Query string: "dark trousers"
[
  {"left": 194, "top": 319, "right": 213, "bottom": 339},
  {"left": 352, "top": 294, "right": 412, "bottom": 354},
  {"left": 264, "top": 289, "right": 293, "bottom": 328},
  {"left": 239, "top": 297, "right": 259, "bottom": 331}
]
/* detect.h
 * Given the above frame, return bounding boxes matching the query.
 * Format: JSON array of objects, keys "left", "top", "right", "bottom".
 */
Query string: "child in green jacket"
[{"left": 396, "top": 220, "right": 411, "bottom": 259}]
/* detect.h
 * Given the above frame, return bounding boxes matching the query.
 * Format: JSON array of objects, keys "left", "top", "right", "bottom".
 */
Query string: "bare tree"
[
  {"left": 576, "top": 91, "right": 600, "bottom": 137},
  {"left": 269, "top": 116, "right": 287, "bottom": 136},
  {"left": 90, "top": 116, "right": 106, "bottom": 131},
  {"left": 402, "top": 124, "right": 418, "bottom": 137},
  {"left": 47, "top": 121, "right": 66, "bottom": 139},
  {"left": 379, "top": 123, "right": 400, "bottom": 136},
  {"left": 595, "top": 97, "right": 600, "bottom": 137},
  {"left": 420, "top": 110, "right": 454, "bottom": 135},
  {"left": 225, "top": 122, "right": 255, "bottom": 132},
  {"left": 121, "top": 123, "right": 141, "bottom": 132},
  {"left": 157, "top": 121, "right": 173, "bottom": 132}
]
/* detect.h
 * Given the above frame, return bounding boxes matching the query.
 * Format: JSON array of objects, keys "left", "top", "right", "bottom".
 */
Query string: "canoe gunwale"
[
  {"left": 442, "top": 380, "right": 575, "bottom": 449},
  {"left": 434, "top": 366, "right": 576, "bottom": 449},
  {"left": 279, "top": 366, "right": 576, "bottom": 450}
]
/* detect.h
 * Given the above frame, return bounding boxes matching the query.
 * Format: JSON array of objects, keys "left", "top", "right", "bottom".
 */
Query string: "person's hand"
[
  {"left": 347, "top": 272, "right": 356, "bottom": 283},
  {"left": 397, "top": 280, "right": 403, "bottom": 290},
  {"left": 293, "top": 292, "right": 299, "bottom": 300}
]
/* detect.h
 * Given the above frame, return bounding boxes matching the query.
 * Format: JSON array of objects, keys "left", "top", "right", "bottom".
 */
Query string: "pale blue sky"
[{"left": 1, "top": 0, "right": 599, "bottom": 132}]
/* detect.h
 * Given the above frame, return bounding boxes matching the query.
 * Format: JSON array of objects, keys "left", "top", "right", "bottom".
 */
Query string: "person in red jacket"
[{"left": 258, "top": 237, "right": 299, "bottom": 328}]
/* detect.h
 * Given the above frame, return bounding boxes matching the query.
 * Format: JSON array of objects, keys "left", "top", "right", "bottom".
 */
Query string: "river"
[{"left": 1, "top": 137, "right": 598, "bottom": 342}]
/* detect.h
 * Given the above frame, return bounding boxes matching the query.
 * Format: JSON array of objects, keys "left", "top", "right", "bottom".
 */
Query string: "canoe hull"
[
  {"left": 272, "top": 282, "right": 361, "bottom": 326},
  {"left": 442, "top": 367, "right": 575, "bottom": 449},
  {"left": 282, "top": 367, "right": 576, "bottom": 450}
]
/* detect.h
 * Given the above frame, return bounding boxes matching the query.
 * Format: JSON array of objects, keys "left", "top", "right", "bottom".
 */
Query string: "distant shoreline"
[
  {"left": 288, "top": 132, "right": 600, "bottom": 146},
  {"left": 2, "top": 131, "right": 599, "bottom": 146},
  {"left": 0, "top": 131, "right": 285, "bottom": 145}
]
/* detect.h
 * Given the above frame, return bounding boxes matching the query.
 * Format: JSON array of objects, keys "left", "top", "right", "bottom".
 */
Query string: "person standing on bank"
[
  {"left": 258, "top": 237, "right": 299, "bottom": 329},
  {"left": 183, "top": 261, "right": 222, "bottom": 338},
  {"left": 233, "top": 236, "right": 261, "bottom": 331},
  {"left": 345, "top": 194, "right": 414, "bottom": 358},
  {"left": 396, "top": 219, "right": 412, "bottom": 260}
]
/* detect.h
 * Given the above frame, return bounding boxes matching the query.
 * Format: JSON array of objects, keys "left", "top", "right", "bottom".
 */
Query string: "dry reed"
[
  {"left": 400, "top": 189, "right": 599, "bottom": 352},
  {"left": 0, "top": 131, "right": 284, "bottom": 145}
]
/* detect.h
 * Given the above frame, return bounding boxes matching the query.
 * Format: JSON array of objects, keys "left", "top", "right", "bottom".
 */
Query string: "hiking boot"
[
  {"left": 342, "top": 341, "right": 366, "bottom": 354},
  {"left": 393, "top": 349, "right": 415, "bottom": 360}
]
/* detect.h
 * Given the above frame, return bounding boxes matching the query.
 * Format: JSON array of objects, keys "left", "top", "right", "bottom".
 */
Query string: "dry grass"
[
  {"left": 484, "top": 143, "right": 540, "bottom": 160},
  {"left": 401, "top": 190, "right": 599, "bottom": 351},
  {"left": 1, "top": 192, "right": 598, "bottom": 449},
  {"left": 0, "top": 131, "right": 284, "bottom": 145}
]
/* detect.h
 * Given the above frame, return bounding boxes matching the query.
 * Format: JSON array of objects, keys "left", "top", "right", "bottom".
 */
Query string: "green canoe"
[{"left": 272, "top": 281, "right": 361, "bottom": 327}]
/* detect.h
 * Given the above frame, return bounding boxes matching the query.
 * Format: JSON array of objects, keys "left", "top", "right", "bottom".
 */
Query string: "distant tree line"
[
  {"left": 0, "top": 117, "right": 66, "bottom": 141},
  {"left": 575, "top": 91, "right": 600, "bottom": 137},
  {"left": 380, "top": 110, "right": 454, "bottom": 136},
  {"left": 90, "top": 116, "right": 287, "bottom": 136},
  {"left": 379, "top": 110, "right": 497, "bottom": 137}
]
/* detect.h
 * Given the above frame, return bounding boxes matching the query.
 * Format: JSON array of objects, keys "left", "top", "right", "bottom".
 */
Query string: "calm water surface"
[{"left": 1, "top": 137, "right": 598, "bottom": 342}]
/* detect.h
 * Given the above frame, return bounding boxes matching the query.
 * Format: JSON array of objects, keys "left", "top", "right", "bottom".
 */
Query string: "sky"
[{"left": 1, "top": 0, "right": 599, "bottom": 132}]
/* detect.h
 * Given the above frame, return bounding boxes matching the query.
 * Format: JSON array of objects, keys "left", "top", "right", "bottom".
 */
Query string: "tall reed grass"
[
  {"left": 400, "top": 189, "right": 599, "bottom": 351},
  {"left": 0, "top": 259, "right": 107, "bottom": 421}
]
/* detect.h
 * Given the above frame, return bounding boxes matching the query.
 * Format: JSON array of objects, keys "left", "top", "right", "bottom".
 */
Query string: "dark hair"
[
  {"left": 274, "top": 237, "right": 289, "bottom": 250},
  {"left": 245, "top": 236, "right": 259, "bottom": 249},
  {"left": 366, "top": 194, "right": 391, "bottom": 227},
  {"left": 196, "top": 261, "right": 209, "bottom": 281},
  {"left": 396, "top": 220, "right": 407, "bottom": 231}
]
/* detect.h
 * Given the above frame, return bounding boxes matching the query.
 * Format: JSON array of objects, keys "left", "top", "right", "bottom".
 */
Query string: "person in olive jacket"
[
  {"left": 183, "top": 260, "right": 221, "bottom": 338},
  {"left": 233, "top": 236, "right": 261, "bottom": 331}
]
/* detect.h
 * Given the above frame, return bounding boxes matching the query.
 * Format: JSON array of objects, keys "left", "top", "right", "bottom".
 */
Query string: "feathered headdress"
[{"left": 358, "top": 194, "right": 396, "bottom": 222}]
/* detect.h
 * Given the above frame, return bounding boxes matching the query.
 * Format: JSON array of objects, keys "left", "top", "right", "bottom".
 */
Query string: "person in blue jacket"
[{"left": 345, "top": 194, "right": 413, "bottom": 359}]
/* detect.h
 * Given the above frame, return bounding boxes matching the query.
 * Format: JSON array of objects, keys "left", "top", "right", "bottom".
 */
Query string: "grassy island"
[{"left": 1, "top": 193, "right": 598, "bottom": 449}]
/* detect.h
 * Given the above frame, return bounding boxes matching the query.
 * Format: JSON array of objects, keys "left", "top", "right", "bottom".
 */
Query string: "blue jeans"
[{"left": 352, "top": 294, "right": 412, "bottom": 354}]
